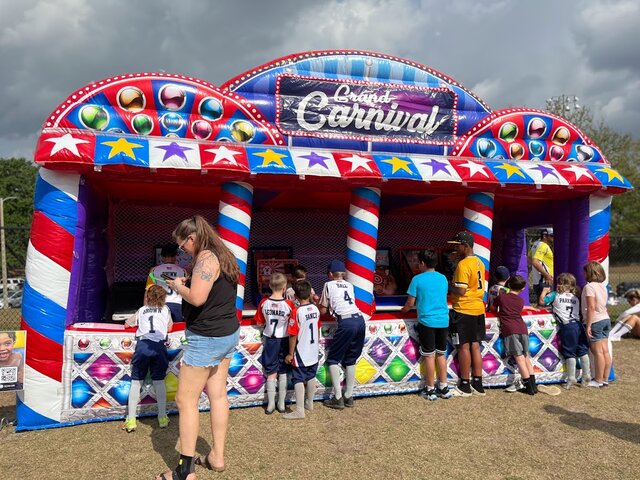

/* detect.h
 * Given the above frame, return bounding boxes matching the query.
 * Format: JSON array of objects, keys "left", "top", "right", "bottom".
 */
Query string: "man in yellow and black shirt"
[{"left": 448, "top": 231, "right": 486, "bottom": 397}]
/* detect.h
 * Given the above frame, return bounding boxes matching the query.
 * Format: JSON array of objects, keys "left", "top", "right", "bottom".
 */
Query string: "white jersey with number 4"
[
  {"left": 134, "top": 305, "right": 172, "bottom": 342},
  {"left": 288, "top": 303, "right": 321, "bottom": 367},
  {"left": 320, "top": 279, "right": 360, "bottom": 318}
]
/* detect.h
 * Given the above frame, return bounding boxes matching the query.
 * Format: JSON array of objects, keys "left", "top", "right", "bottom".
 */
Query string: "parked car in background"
[
  {"left": 0, "top": 288, "right": 22, "bottom": 308},
  {"left": 1, "top": 277, "right": 24, "bottom": 291}
]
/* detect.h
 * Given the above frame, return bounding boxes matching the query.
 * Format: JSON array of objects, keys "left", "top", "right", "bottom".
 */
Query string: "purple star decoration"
[
  {"left": 422, "top": 158, "right": 450, "bottom": 176},
  {"left": 534, "top": 164, "right": 558, "bottom": 179},
  {"left": 300, "top": 152, "right": 330, "bottom": 169},
  {"left": 157, "top": 142, "right": 192, "bottom": 162}
]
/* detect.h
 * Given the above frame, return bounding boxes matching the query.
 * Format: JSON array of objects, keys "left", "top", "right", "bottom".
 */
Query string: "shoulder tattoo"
[{"left": 193, "top": 251, "right": 218, "bottom": 282}]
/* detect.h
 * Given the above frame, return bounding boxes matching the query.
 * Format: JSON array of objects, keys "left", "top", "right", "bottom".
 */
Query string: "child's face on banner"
[{"left": 0, "top": 333, "right": 15, "bottom": 362}]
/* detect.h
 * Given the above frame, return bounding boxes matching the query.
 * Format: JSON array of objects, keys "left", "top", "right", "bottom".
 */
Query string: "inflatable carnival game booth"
[{"left": 19, "top": 51, "right": 631, "bottom": 430}]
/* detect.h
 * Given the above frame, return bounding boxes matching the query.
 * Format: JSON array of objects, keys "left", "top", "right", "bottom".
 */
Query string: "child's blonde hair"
[
  {"left": 269, "top": 272, "right": 287, "bottom": 292},
  {"left": 583, "top": 261, "right": 606, "bottom": 283},
  {"left": 556, "top": 272, "right": 579, "bottom": 295},
  {"left": 145, "top": 285, "right": 167, "bottom": 308}
]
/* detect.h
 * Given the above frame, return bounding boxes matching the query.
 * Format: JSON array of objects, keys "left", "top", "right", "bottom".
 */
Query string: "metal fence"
[{"left": 1, "top": 227, "right": 639, "bottom": 330}]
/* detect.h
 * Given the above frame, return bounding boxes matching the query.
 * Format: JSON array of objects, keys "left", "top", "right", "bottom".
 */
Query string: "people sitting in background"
[
  {"left": 539, "top": 273, "right": 590, "bottom": 389},
  {"left": 487, "top": 266, "right": 510, "bottom": 311},
  {"left": 610, "top": 288, "right": 640, "bottom": 340},
  {"left": 531, "top": 228, "right": 554, "bottom": 301},
  {"left": 147, "top": 243, "right": 187, "bottom": 322}
]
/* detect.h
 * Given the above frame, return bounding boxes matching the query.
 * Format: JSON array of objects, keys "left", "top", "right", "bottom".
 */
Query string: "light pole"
[
  {"left": 546, "top": 94, "right": 581, "bottom": 113},
  {"left": 1, "top": 196, "right": 17, "bottom": 309}
]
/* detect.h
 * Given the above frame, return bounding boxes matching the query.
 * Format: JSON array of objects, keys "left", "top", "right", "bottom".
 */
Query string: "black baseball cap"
[
  {"left": 160, "top": 243, "right": 179, "bottom": 257},
  {"left": 447, "top": 231, "right": 474, "bottom": 247}
]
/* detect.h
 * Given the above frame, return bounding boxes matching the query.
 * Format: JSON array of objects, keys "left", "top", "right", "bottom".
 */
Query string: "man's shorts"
[
  {"left": 326, "top": 314, "right": 366, "bottom": 367},
  {"left": 292, "top": 361, "right": 319, "bottom": 384},
  {"left": 131, "top": 338, "right": 169, "bottom": 381},
  {"left": 417, "top": 323, "right": 448, "bottom": 356},
  {"left": 558, "top": 321, "right": 589, "bottom": 358},
  {"left": 449, "top": 310, "right": 486, "bottom": 345},
  {"left": 261, "top": 336, "right": 290, "bottom": 375},
  {"left": 503, "top": 333, "right": 529, "bottom": 357},
  {"left": 590, "top": 319, "right": 611, "bottom": 342}
]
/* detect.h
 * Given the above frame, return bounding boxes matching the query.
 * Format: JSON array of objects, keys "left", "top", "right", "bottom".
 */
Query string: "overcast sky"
[{"left": 1, "top": 0, "right": 638, "bottom": 159}]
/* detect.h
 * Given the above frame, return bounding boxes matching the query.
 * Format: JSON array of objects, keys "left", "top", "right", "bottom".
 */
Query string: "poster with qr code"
[{"left": 0, "top": 331, "right": 26, "bottom": 391}]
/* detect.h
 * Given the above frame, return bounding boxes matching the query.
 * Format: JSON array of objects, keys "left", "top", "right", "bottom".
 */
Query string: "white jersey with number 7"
[{"left": 320, "top": 279, "right": 361, "bottom": 318}]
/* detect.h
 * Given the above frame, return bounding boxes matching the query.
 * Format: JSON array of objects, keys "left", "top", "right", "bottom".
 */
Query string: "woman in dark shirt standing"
[{"left": 159, "top": 215, "right": 240, "bottom": 480}]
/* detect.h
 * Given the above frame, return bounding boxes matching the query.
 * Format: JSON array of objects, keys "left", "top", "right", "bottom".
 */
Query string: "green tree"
[
  {"left": 545, "top": 98, "right": 639, "bottom": 234},
  {"left": 0, "top": 158, "right": 39, "bottom": 273}
]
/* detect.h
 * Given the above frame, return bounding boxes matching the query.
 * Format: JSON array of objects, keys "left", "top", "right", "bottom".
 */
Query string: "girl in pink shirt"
[{"left": 581, "top": 261, "right": 611, "bottom": 388}]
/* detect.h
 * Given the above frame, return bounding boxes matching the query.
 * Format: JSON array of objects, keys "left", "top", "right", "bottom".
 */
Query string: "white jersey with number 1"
[
  {"left": 320, "top": 279, "right": 360, "bottom": 318},
  {"left": 134, "top": 305, "right": 172, "bottom": 342},
  {"left": 288, "top": 303, "right": 321, "bottom": 367}
]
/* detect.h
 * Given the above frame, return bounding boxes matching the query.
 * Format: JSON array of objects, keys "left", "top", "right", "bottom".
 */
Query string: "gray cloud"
[{"left": 1, "top": 0, "right": 637, "bottom": 159}]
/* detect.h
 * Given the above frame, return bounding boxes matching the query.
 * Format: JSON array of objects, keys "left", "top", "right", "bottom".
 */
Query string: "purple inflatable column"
[{"left": 217, "top": 182, "right": 254, "bottom": 318}]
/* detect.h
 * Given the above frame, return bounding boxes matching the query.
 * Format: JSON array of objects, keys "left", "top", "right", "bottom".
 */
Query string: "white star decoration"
[
  {"left": 562, "top": 164, "right": 593, "bottom": 181},
  {"left": 341, "top": 154, "right": 373, "bottom": 172},
  {"left": 45, "top": 133, "right": 89, "bottom": 157},
  {"left": 204, "top": 145, "right": 242, "bottom": 166},
  {"left": 459, "top": 160, "right": 489, "bottom": 178}
]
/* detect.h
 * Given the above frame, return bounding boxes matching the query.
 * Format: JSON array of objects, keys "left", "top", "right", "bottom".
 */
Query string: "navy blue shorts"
[
  {"left": 326, "top": 314, "right": 366, "bottom": 367},
  {"left": 167, "top": 302, "right": 182, "bottom": 322},
  {"left": 261, "top": 337, "right": 290, "bottom": 375},
  {"left": 559, "top": 321, "right": 589, "bottom": 358},
  {"left": 131, "top": 338, "right": 169, "bottom": 381},
  {"left": 292, "top": 361, "right": 319, "bottom": 384}
]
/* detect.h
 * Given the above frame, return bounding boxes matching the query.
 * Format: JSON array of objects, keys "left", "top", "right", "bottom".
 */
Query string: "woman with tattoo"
[{"left": 159, "top": 215, "right": 240, "bottom": 480}]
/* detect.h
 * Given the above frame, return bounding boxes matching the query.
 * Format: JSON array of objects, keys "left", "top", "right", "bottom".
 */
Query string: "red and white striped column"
[
  {"left": 463, "top": 192, "right": 495, "bottom": 297},
  {"left": 217, "top": 182, "right": 254, "bottom": 317},
  {"left": 346, "top": 187, "right": 381, "bottom": 318}
]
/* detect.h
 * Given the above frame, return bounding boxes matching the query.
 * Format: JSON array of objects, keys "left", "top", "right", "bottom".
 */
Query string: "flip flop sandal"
[
  {"left": 537, "top": 384, "right": 562, "bottom": 396},
  {"left": 195, "top": 455, "right": 226, "bottom": 472}
]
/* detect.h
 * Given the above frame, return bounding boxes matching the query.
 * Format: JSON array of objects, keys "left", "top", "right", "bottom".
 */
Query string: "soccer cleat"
[
  {"left": 471, "top": 378, "right": 486, "bottom": 396},
  {"left": 436, "top": 386, "right": 453, "bottom": 399},
  {"left": 343, "top": 396, "right": 354, "bottom": 408},
  {"left": 122, "top": 418, "right": 137, "bottom": 433},
  {"left": 158, "top": 416, "right": 169, "bottom": 428},
  {"left": 323, "top": 396, "right": 345, "bottom": 410}
]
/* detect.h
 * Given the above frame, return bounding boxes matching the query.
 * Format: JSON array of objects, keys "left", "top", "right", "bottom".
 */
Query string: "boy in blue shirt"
[{"left": 401, "top": 250, "right": 452, "bottom": 401}]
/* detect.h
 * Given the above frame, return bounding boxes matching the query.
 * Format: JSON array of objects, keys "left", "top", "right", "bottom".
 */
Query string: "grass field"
[{"left": 1, "top": 339, "right": 639, "bottom": 480}]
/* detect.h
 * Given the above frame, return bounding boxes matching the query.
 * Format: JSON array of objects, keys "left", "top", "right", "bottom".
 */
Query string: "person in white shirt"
[
  {"left": 147, "top": 243, "right": 187, "bottom": 322},
  {"left": 610, "top": 288, "right": 640, "bottom": 340}
]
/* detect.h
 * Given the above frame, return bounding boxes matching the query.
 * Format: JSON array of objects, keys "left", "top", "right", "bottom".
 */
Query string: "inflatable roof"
[{"left": 34, "top": 51, "right": 631, "bottom": 196}]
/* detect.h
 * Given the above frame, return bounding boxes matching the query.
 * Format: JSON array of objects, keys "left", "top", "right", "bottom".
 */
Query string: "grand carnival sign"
[{"left": 276, "top": 74, "right": 458, "bottom": 145}]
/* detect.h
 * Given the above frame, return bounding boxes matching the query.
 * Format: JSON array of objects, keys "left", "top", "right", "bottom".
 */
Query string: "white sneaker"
[
  {"left": 505, "top": 379, "right": 523, "bottom": 393},
  {"left": 586, "top": 380, "right": 602, "bottom": 388}
]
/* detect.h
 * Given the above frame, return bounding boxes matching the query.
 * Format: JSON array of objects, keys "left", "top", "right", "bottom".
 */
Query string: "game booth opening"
[{"left": 18, "top": 51, "right": 631, "bottom": 430}]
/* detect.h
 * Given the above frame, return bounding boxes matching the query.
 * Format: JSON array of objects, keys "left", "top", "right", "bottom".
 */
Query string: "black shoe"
[
  {"left": 471, "top": 378, "right": 486, "bottom": 396},
  {"left": 530, "top": 374, "right": 539, "bottom": 394},
  {"left": 524, "top": 377, "right": 537, "bottom": 396},
  {"left": 456, "top": 381, "right": 472, "bottom": 397},
  {"left": 343, "top": 396, "right": 354, "bottom": 408},
  {"left": 323, "top": 397, "right": 345, "bottom": 410}
]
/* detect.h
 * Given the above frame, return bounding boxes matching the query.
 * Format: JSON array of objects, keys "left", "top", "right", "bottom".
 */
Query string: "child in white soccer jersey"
[
  {"left": 255, "top": 272, "right": 295, "bottom": 414},
  {"left": 540, "top": 273, "right": 591, "bottom": 389},
  {"left": 320, "top": 260, "right": 365, "bottom": 410},
  {"left": 283, "top": 280, "right": 321, "bottom": 419},
  {"left": 123, "top": 285, "right": 173, "bottom": 432}
]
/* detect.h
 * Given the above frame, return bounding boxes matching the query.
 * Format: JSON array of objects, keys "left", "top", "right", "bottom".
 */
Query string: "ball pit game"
[{"left": 17, "top": 51, "right": 631, "bottom": 430}]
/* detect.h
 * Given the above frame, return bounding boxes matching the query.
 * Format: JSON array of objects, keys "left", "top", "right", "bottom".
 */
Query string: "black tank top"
[{"left": 183, "top": 273, "right": 239, "bottom": 337}]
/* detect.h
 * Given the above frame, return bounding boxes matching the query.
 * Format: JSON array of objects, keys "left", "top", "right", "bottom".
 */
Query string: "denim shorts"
[
  {"left": 182, "top": 328, "right": 240, "bottom": 367},
  {"left": 590, "top": 319, "right": 611, "bottom": 342}
]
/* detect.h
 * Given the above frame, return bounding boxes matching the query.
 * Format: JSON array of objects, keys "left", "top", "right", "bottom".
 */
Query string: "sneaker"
[
  {"left": 436, "top": 386, "right": 453, "bottom": 399},
  {"left": 471, "top": 378, "right": 486, "bottom": 396},
  {"left": 420, "top": 388, "right": 438, "bottom": 401},
  {"left": 323, "top": 396, "right": 345, "bottom": 410},
  {"left": 122, "top": 418, "right": 136, "bottom": 433},
  {"left": 579, "top": 377, "right": 592, "bottom": 387},
  {"left": 564, "top": 380, "right": 575, "bottom": 391},
  {"left": 453, "top": 382, "right": 472, "bottom": 397},
  {"left": 602, "top": 382, "right": 609, "bottom": 388},
  {"left": 158, "top": 416, "right": 169, "bottom": 428},
  {"left": 586, "top": 380, "right": 602, "bottom": 388},
  {"left": 343, "top": 396, "right": 354, "bottom": 408},
  {"left": 505, "top": 382, "right": 522, "bottom": 393}
]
